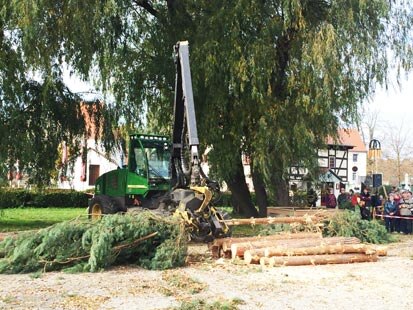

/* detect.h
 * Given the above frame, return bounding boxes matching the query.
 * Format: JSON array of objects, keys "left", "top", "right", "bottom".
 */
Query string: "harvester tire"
[{"left": 88, "top": 195, "right": 118, "bottom": 220}]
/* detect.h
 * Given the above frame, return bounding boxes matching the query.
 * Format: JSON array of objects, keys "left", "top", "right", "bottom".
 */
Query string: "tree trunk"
[
  {"left": 265, "top": 253, "right": 378, "bottom": 267},
  {"left": 272, "top": 175, "right": 290, "bottom": 206},
  {"left": 223, "top": 216, "right": 319, "bottom": 226},
  {"left": 212, "top": 232, "right": 322, "bottom": 249},
  {"left": 251, "top": 161, "right": 268, "bottom": 217},
  {"left": 230, "top": 237, "right": 361, "bottom": 259},
  {"left": 373, "top": 245, "right": 388, "bottom": 256},
  {"left": 244, "top": 249, "right": 266, "bottom": 264},
  {"left": 226, "top": 158, "right": 258, "bottom": 217},
  {"left": 210, "top": 232, "right": 322, "bottom": 258},
  {"left": 264, "top": 244, "right": 375, "bottom": 258}
]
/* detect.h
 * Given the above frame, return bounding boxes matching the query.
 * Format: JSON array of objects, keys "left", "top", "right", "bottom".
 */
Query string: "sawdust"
[{"left": 0, "top": 236, "right": 413, "bottom": 309}]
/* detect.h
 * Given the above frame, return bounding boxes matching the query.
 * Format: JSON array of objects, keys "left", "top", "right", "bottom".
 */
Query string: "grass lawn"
[{"left": 0, "top": 208, "right": 87, "bottom": 232}]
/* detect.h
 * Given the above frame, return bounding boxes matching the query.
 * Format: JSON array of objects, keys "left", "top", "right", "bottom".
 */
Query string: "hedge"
[{"left": 0, "top": 189, "right": 89, "bottom": 209}]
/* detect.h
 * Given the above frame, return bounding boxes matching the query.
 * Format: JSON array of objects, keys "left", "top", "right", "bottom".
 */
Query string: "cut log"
[
  {"left": 267, "top": 253, "right": 378, "bottom": 267},
  {"left": 246, "top": 244, "right": 374, "bottom": 264},
  {"left": 373, "top": 245, "right": 388, "bottom": 256},
  {"left": 231, "top": 237, "right": 361, "bottom": 259},
  {"left": 267, "top": 207, "right": 341, "bottom": 218},
  {"left": 210, "top": 232, "right": 322, "bottom": 258},
  {"left": 220, "top": 232, "right": 322, "bottom": 252},
  {"left": 264, "top": 244, "right": 375, "bottom": 258},
  {"left": 260, "top": 257, "right": 271, "bottom": 266},
  {"left": 244, "top": 249, "right": 266, "bottom": 264},
  {"left": 223, "top": 216, "right": 320, "bottom": 226}
]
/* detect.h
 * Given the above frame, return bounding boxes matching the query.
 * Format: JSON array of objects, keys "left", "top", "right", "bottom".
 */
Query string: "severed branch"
[{"left": 40, "top": 232, "right": 158, "bottom": 268}]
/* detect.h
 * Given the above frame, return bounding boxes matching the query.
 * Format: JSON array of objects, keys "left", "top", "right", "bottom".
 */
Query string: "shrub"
[{"left": 0, "top": 189, "right": 88, "bottom": 209}]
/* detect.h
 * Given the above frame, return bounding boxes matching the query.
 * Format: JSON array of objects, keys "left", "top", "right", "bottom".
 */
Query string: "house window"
[
  {"left": 353, "top": 154, "right": 358, "bottom": 162},
  {"left": 328, "top": 156, "right": 335, "bottom": 169},
  {"left": 88, "top": 165, "right": 100, "bottom": 186}
]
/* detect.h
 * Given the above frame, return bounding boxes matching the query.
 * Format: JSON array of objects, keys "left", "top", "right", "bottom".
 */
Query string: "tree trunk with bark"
[
  {"left": 245, "top": 243, "right": 375, "bottom": 264},
  {"left": 264, "top": 244, "right": 375, "bottom": 258},
  {"left": 265, "top": 253, "right": 378, "bottom": 267},
  {"left": 251, "top": 162, "right": 268, "bottom": 217},
  {"left": 209, "top": 232, "right": 322, "bottom": 258},
  {"left": 223, "top": 216, "right": 319, "bottom": 226},
  {"left": 226, "top": 158, "right": 258, "bottom": 217},
  {"left": 231, "top": 237, "right": 361, "bottom": 259},
  {"left": 272, "top": 175, "right": 290, "bottom": 206}
]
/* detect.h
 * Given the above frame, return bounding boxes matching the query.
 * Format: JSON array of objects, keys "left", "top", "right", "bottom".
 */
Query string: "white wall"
[
  {"left": 58, "top": 139, "right": 120, "bottom": 191},
  {"left": 346, "top": 151, "right": 367, "bottom": 191}
]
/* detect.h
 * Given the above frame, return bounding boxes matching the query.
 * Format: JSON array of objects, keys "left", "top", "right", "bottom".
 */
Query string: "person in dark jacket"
[
  {"left": 337, "top": 188, "right": 350, "bottom": 209},
  {"left": 384, "top": 193, "right": 398, "bottom": 232},
  {"left": 307, "top": 188, "right": 318, "bottom": 208},
  {"left": 359, "top": 187, "right": 372, "bottom": 220}
]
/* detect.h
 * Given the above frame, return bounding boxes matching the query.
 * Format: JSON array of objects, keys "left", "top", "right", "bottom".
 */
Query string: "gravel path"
[{"left": 1, "top": 236, "right": 412, "bottom": 310}]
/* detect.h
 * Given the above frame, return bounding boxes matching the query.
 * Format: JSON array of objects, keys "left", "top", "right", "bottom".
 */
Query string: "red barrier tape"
[{"left": 374, "top": 214, "right": 413, "bottom": 220}]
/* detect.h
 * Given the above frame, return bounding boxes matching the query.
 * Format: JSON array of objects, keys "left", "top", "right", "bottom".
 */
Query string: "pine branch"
[{"left": 40, "top": 231, "right": 159, "bottom": 266}]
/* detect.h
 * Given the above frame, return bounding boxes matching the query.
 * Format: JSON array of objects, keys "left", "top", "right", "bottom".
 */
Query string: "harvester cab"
[{"left": 88, "top": 41, "right": 230, "bottom": 242}]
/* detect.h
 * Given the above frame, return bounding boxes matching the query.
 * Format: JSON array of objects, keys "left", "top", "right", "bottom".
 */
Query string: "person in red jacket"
[{"left": 350, "top": 189, "right": 359, "bottom": 207}]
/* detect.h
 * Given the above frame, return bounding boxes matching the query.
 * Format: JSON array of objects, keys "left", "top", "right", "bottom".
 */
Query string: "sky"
[
  {"left": 369, "top": 74, "right": 413, "bottom": 124},
  {"left": 363, "top": 72, "right": 413, "bottom": 159}
]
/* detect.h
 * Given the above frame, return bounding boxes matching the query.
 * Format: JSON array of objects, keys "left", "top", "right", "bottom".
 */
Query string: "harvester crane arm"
[{"left": 171, "top": 41, "right": 201, "bottom": 188}]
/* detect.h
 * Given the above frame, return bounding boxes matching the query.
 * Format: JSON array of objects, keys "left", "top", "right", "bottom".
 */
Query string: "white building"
[
  {"left": 58, "top": 102, "right": 122, "bottom": 191},
  {"left": 338, "top": 128, "right": 368, "bottom": 192},
  {"left": 58, "top": 142, "right": 121, "bottom": 191},
  {"left": 246, "top": 128, "right": 367, "bottom": 202}
]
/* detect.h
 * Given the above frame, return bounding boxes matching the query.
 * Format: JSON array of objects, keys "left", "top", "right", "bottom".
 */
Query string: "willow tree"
[
  {"left": 1, "top": 1, "right": 413, "bottom": 216},
  {"left": 185, "top": 0, "right": 413, "bottom": 214}
]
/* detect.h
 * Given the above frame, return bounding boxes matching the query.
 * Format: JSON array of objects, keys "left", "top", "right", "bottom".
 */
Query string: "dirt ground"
[{"left": 1, "top": 235, "right": 413, "bottom": 310}]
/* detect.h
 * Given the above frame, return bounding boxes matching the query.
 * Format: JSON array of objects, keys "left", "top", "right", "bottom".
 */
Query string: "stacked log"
[
  {"left": 211, "top": 234, "right": 387, "bottom": 267},
  {"left": 261, "top": 253, "right": 378, "bottom": 267},
  {"left": 210, "top": 232, "right": 322, "bottom": 258},
  {"left": 231, "top": 236, "right": 361, "bottom": 260}
]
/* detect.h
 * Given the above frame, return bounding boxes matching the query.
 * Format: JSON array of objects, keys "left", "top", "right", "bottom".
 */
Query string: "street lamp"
[
  {"left": 368, "top": 139, "right": 382, "bottom": 190},
  {"left": 368, "top": 139, "right": 382, "bottom": 174}
]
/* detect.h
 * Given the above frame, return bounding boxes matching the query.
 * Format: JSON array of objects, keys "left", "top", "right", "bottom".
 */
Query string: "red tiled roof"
[{"left": 327, "top": 129, "right": 367, "bottom": 152}]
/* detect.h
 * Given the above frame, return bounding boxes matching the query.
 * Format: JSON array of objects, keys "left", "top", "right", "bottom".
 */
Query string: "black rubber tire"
[{"left": 88, "top": 195, "right": 118, "bottom": 219}]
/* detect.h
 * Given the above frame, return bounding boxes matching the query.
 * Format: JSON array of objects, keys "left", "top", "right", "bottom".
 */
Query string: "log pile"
[
  {"left": 210, "top": 232, "right": 387, "bottom": 267},
  {"left": 210, "top": 232, "right": 323, "bottom": 258}
]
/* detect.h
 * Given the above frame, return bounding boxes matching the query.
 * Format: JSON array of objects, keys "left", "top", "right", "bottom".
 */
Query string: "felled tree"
[
  {"left": 0, "top": 212, "right": 188, "bottom": 274},
  {"left": 323, "top": 210, "right": 393, "bottom": 244}
]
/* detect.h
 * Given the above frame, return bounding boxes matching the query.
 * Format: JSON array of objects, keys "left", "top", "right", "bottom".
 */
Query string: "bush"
[
  {"left": 323, "top": 209, "right": 393, "bottom": 244},
  {"left": 0, "top": 189, "right": 88, "bottom": 209}
]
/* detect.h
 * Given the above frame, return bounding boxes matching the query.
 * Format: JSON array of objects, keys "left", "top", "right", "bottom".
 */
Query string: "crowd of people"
[{"left": 310, "top": 186, "right": 413, "bottom": 234}]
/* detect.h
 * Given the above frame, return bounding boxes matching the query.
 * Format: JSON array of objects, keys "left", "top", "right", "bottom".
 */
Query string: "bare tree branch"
[
  {"left": 132, "top": 0, "right": 159, "bottom": 17},
  {"left": 358, "top": 105, "right": 380, "bottom": 146},
  {"left": 382, "top": 122, "right": 412, "bottom": 184}
]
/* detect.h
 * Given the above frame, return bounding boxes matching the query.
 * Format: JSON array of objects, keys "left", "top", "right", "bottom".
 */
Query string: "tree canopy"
[{"left": 1, "top": 1, "right": 413, "bottom": 213}]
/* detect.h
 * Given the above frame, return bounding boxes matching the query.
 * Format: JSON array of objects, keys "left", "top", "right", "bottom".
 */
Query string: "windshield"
[
  {"left": 131, "top": 136, "right": 171, "bottom": 179},
  {"left": 145, "top": 146, "right": 170, "bottom": 179}
]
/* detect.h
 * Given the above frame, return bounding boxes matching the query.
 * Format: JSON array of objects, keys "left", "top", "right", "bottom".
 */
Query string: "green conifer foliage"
[
  {"left": 323, "top": 210, "right": 393, "bottom": 244},
  {"left": 0, "top": 212, "right": 187, "bottom": 274}
]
